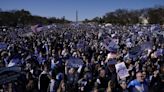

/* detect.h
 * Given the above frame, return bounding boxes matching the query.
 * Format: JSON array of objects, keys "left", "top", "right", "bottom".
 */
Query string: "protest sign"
[
  {"left": 103, "top": 38, "right": 119, "bottom": 52},
  {"left": 141, "top": 42, "right": 153, "bottom": 50},
  {"left": 115, "top": 62, "right": 129, "bottom": 79},
  {"left": 67, "top": 57, "right": 84, "bottom": 68}
]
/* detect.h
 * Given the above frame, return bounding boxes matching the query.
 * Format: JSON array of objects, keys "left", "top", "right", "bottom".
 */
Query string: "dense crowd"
[{"left": 0, "top": 23, "right": 164, "bottom": 92}]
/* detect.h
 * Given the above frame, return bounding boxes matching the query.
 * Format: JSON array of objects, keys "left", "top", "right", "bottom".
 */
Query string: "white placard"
[{"left": 115, "top": 62, "right": 129, "bottom": 79}]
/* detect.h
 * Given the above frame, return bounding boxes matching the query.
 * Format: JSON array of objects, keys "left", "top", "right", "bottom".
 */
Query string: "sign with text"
[
  {"left": 115, "top": 62, "right": 129, "bottom": 79},
  {"left": 103, "top": 38, "right": 119, "bottom": 52}
]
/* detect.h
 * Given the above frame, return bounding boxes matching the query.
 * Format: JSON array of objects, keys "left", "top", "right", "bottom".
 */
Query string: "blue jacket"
[{"left": 128, "top": 79, "right": 148, "bottom": 92}]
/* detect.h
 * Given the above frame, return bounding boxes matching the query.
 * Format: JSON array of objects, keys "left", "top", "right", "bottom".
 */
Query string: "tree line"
[
  {"left": 0, "top": 6, "right": 164, "bottom": 26},
  {"left": 0, "top": 9, "right": 70, "bottom": 26},
  {"left": 86, "top": 6, "right": 164, "bottom": 25}
]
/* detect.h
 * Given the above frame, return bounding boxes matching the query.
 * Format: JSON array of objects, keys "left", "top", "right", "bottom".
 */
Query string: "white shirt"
[{"left": 50, "top": 79, "right": 55, "bottom": 92}]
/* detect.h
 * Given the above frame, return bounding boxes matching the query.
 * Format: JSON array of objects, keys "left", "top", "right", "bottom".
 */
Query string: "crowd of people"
[{"left": 0, "top": 23, "right": 164, "bottom": 92}]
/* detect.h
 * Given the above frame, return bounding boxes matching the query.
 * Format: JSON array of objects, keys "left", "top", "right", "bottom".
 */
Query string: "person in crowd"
[
  {"left": 118, "top": 80, "right": 129, "bottom": 92},
  {"left": 57, "top": 80, "right": 65, "bottom": 92},
  {"left": 65, "top": 67, "right": 80, "bottom": 92},
  {"left": 95, "top": 68, "right": 109, "bottom": 92},
  {"left": 26, "top": 72, "right": 35, "bottom": 92},
  {"left": 38, "top": 65, "right": 50, "bottom": 92},
  {"left": 157, "top": 64, "right": 164, "bottom": 92},
  {"left": 149, "top": 69, "right": 160, "bottom": 92},
  {"left": 0, "top": 24, "right": 163, "bottom": 92},
  {"left": 128, "top": 71, "right": 148, "bottom": 92}
]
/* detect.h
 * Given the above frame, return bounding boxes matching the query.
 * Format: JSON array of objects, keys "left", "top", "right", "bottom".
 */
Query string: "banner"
[
  {"left": 115, "top": 62, "right": 129, "bottom": 79},
  {"left": 0, "top": 66, "right": 22, "bottom": 84},
  {"left": 67, "top": 57, "right": 84, "bottom": 68}
]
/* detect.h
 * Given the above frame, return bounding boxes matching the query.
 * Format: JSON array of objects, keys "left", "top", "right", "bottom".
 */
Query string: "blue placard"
[{"left": 67, "top": 57, "right": 84, "bottom": 68}]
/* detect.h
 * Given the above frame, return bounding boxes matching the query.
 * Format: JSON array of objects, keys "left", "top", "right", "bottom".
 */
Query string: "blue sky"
[{"left": 0, "top": 0, "right": 164, "bottom": 21}]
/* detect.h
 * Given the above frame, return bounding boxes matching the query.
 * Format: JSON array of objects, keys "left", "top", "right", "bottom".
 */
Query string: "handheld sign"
[
  {"left": 103, "top": 38, "right": 119, "bottom": 52},
  {"left": 67, "top": 57, "right": 84, "bottom": 68},
  {"left": 141, "top": 42, "right": 153, "bottom": 51},
  {"left": 115, "top": 62, "right": 129, "bottom": 79}
]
